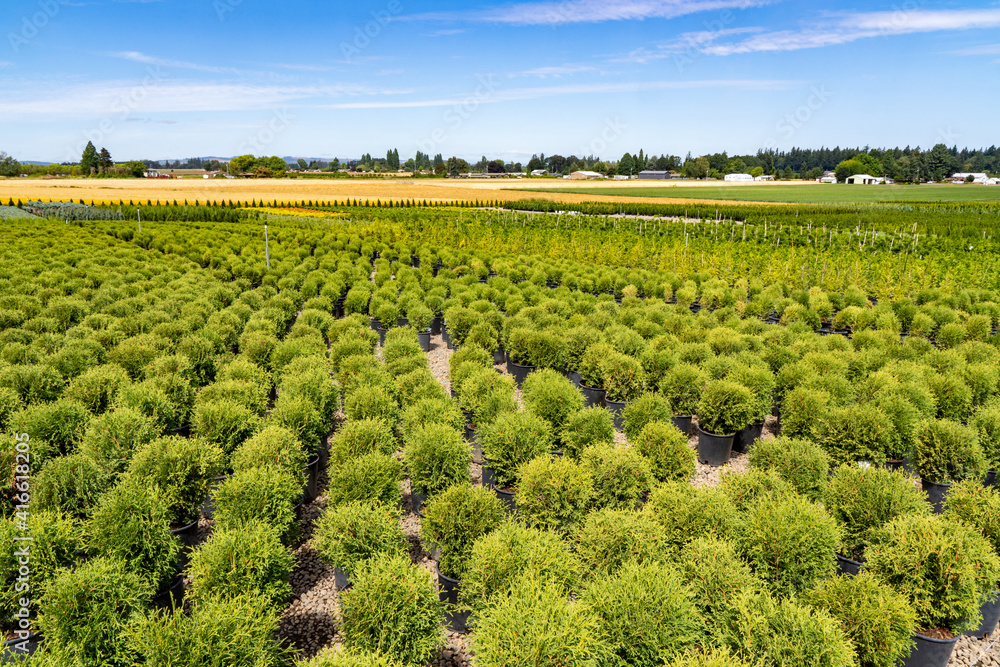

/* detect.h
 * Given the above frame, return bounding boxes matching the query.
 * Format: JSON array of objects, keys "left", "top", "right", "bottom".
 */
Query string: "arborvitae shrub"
[
  {"left": 399, "top": 397, "right": 464, "bottom": 441},
  {"left": 560, "top": 406, "right": 615, "bottom": 460},
  {"left": 802, "top": 572, "right": 917, "bottom": 667},
  {"left": 345, "top": 384, "right": 401, "bottom": 427},
  {"left": 192, "top": 398, "right": 261, "bottom": 455},
  {"left": 328, "top": 452, "right": 402, "bottom": 510},
  {"left": 33, "top": 452, "right": 112, "bottom": 517},
  {"left": 720, "top": 468, "right": 797, "bottom": 512},
  {"left": 87, "top": 482, "right": 181, "bottom": 590},
  {"left": 461, "top": 521, "right": 581, "bottom": 618},
  {"left": 810, "top": 404, "right": 894, "bottom": 466},
  {"left": 515, "top": 455, "right": 593, "bottom": 534},
  {"left": 124, "top": 435, "right": 224, "bottom": 526},
  {"left": 78, "top": 407, "right": 158, "bottom": 475},
  {"left": 664, "top": 649, "right": 754, "bottom": 667},
  {"left": 779, "top": 386, "right": 830, "bottom": 439},
  {"left": 232, "top": 425, "right": 309, "bottom": 479},
  {"left": 299, "top": 648, "right": 405, "bottom": 667},
  {"left": 579, "top": 444, "right": 653, "bottom": 511},
  {"left": 186, "top": 520, "right": 292, "bottom": 609},
  {"left": 734, "top": 492, "right": 839, "bottom": 597},
  {"left": 114, "top": 380, "right": 180, "bottom": 432},
  {"left": 943, "top": 479, "right": 1000, "bottom": 553},
  {"left": 676, "top": 537, "right": 762, "bottom": 636},
  {"left": 913, "top": 418, "right": 986, "bottom": 484},
  {"left": 339, "top": 554, "right": 445, "bottom": 667},
  {"left": 37, "top": 557, "right": 151, "bottom": 667},
  {"left": 421, "top": 483, "right": 505, "bottom": 579},
  {"left": 659, "top": 363, "right": 708, "bottom": 417},
  {"left": 521, "top": 369, "right": 584, "bottom": 434},
  {"left": 271, "top": 394, "right": 327, "bottom": 455},
  {"left": 313, "top": 501, "right": 407, "bottom": 579},
  {"left": 718, "top": 590, "right": 855, "bottom": 667},
  {"left": 748, "top": 437, "right": 829, "bottom": 500},
  {"left": 212, "top": 465, "right": 302, "bottom": 544},
  {"left": 824, "top": 465, "right": 930, "bottom": 561},
  {"left": 575, "top": 508, "right": 671, "bottom": 577},
  {"left": 402, "top": 423, "right": 470, "bottom": 495},
  {"left": 866, "top": 513, "right": 1000, "bottom": 632},
  {"left": 10, "top": 398, "right": 90, "bottom": 458},
  {"left": 64, "top": 363, "right": 131, "bottom": 414},
  {"left": 927, "top": 373, "right": 973, "bottom": 420},
  {"left": 697, "top": 380, "right": 756, "bottom": 435},
  {"left": 644, "top": 481, "right": 740, "bottom": 550},
  {"left": 479, "top": 411, "right": 553, "bottom": 489},
  {"left": 634, "top": 422, "right": 696, "bottom": 482},
  {"left": 622, "top": 393, "right": 672, "bottom": 441},
  {"left": 0, "top": 386, "right": 21, "bottom": 432},
  {"left": 329, "top": 418, "right": 397, "bottom": 467},
  {"left": 471, "top": 576, "right": 605, "bottom": 667},
  {"left": 583, "top": 561, "right": 703, "bottom": 667}
]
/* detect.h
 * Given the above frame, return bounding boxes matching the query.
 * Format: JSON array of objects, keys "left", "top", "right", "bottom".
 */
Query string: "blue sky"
[{"left": 1, "top": 0, "right": 999, "bottom": 163}]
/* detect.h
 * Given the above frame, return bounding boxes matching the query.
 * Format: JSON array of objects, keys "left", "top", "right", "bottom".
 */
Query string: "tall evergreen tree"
[
  {"left": 80, "top": 141, "right": 98, "bottom": 175},
  {"left": 98, "top": 147, "right": 113, "bottom": 171}
]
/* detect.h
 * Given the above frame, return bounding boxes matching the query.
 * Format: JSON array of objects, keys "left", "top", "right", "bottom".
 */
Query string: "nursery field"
[
  {"left": 2, "top": 201, "right": 1000, "bottom": 667},
  {"left": 530, "top": 183, "right": 1000, "bottom": 204}
]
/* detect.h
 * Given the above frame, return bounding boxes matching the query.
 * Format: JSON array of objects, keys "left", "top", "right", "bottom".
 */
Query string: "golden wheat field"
[{"left": 0, "top": 177, "right": 783, "bottom": 207}]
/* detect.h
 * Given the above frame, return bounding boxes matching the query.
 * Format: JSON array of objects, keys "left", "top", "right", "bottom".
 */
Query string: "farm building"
[
  {"left": 986, "top": 178, "right": 999, "bottom": 185},
  {"left": 638, "top": 170, "right": 669, "bottom": 180},
  {"left": 754, "top": 175, "right": 775, "bottom": 181},
  {"left": 846, "top": 174, "right": 884, "bottom": 185},
  {"left": 951, "top": 172, "right": 989, "bottom": 184},
  {"left": 724, "top": 173, "right": 753, "bottom": 182},
  {"left": 530, "top": 169, "right": 550, "bottom": 176},
  {"left": 820, "top": 176, "right": 837, "bottom": 183},
  {"left": 568, "top": 171, "right": 604, "bottom": 180}
]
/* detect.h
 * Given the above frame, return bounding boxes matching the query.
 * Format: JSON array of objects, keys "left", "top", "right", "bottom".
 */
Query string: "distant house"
[
  {"left": 568, "top": 170, "right": 604, "bottom": 180},
  {"left": 145, "top": 169, "right": 162, "bottom": 178},
  {"left": 951, "top": 172, "right": 989, "bottom": 184},
  {"left": 530, "top": 169, "right": 549, "bottom": 176},
  {"left": 724, "top": 173, "right": 753, "bottom": 182},
  {"left": 638, "top": 170, "right": 669, "bottom": 180},
  {"left": 754, "top": 174, "right": 775, "bottom": 181},
  {"left": 820, "top": 176, "right": 837, "bottom": 183},
  {"left": 986, "top": 178, "right": 999, "bottom": 186},
  {"left": 613, "top": 174, "right": 632, "bottom": 180},
  {"left": 847, "top": 174, "right": 883, "bottom": 185}
]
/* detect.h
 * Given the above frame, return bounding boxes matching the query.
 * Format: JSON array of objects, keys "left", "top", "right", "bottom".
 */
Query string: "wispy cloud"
[
  {"left": 614, "top": 27, "right": 762, "bottom": 63},
  {"left": 110, "top": 51, "right": 244, "bottom": 75},
  {"left": 404, "top": 0, "right": 775, "bottom": 26},
  {"left": 323, "top": 78, "right": 798, "bottom": 109},
  {"left": 517, "top": 64, "right": 596, "bottom": 78},
  {"left": 949, "top": 43, "right": 1000, "bottom": 56},
  {"left": 696, "top": 8, "right": 1000, "bottom": 55}
]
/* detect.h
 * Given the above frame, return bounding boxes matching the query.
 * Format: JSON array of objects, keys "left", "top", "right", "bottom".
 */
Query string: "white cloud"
[
  {"left": 109, "top": 51, "right": 245, "bottom": 75},
  {"left": 614, "top": 27, "right": 763, "bottom": 63},
  {"left": 404, "top": 0, "right": 775, "bottom": 26},
  {"left": 698, "top": 8, "right": 1000, "bottom": 55},
  {"left": 323, "top": 78, "right": 798, "bottom": 109}
]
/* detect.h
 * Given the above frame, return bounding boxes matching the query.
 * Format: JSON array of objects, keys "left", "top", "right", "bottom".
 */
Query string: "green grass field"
[{"left": 521, "top": 183, "right": 1000, "bottom": 204}]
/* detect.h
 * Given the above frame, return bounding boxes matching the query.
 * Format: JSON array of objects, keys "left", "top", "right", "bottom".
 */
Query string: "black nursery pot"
[
  {"left": 835, "top": 553, "right": 864, "bottom": 577},
  {"left": 884, "top": 457, "right": 916, "bottom": 478},
  {"left": 921, "top": 479, "right": 951, "bottom": 514},
  {"left": 578, "top": 382, "right": 606, "bottom": 408},
  {"left": 671, "top": 415, "right": 692, "bottom": 437},
  {"left": 985, "top": 470, "right": 998, "bottom": 488},
  {"left": 151, "top": 574, "right": 185, "bottom": 610},
  {"left": 376, "top": 326, "right": 387, "bottom": 347},
  {"left": 3, "top": 632, "right": 41, "bottom": 660},
  {"left": 436, "top": 564, "right": 470, "bottom": 633},
  {"left": 334, "top": 567, "right": 351, "bottom": 590},
  {"left": 696, "top": 426, "right": 734, "bottom": 467},
  {"left": 170, "top": 518, "right": 201, "bottom": 551},
  {"left": 899, "top": 632, "right": 959, "bottom": 667},
  {"left": 507, "top": 359, "right": 535, "bottom": 387},
  {"left": 492, "top": 346, "right": 506, "bottom": 366},
  {"left": 605, "top": 399, "right": 627, "bottom": 432},
  {"left": 411, "top": 488, "right": 427, "bottom": 518},
  {"left": 963, "top": 590, "right": 1000, "bottom": 639},
  {"left": 417, "top": 330, "right": 431, "bottom": 352},
  {"left": 430, "top": 316, "right": 443, "bottom": 335},
  {"left": 733, "top": 420, "right": 764, "bottom": 453},
  {"left": 303, "top": 455, "right": 321, "bottom": 502}
]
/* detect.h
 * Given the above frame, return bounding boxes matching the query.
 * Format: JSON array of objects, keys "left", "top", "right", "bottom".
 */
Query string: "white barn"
[
  {"left": 847, "top": 174, "right": 883, "bottom": 185},
  {"left": 724, "top": 173, "right": 753, "bottom": 182},
  {"left": 952, "top": 172, "right": 989, "bottom": 184},
  {"left": 569, "top": 170, "right": 604, "bottom": 180}
]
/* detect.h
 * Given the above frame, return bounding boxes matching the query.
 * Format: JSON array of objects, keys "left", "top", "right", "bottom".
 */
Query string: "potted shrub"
[
  {"left": 696, "top": 380, "right": 756, "bottom": 466},
  {"left": 824, "top": 465, "right": 930, "bottom": 573},
  {"left": 126, "top": 593, "right": 292, "bottom": 666},
  {"left": 232, "top": 425, "right": 314, "bottom": 499},
  {"left": 186, "top": 520, "right": 292, "bottom": 609},
  {"left": 313, "top": 500, "right": 408, "bottom": 590},
  {"left": 560, "top": 406, "right": 615, "bottom": 461},
  {"left": 403, "top": 423, "right": 471, "bottom": 514},
  {"left": 87, "top": 482, "right": 181, "bottom": 595},
  {"left": 971, "top": 403, "right": 1000, "bottom": 486},
  {"left": 866, "top": 514, "right": 1000, "bottom": 666},
  {"left": 582, "top": 561, "right": 703, "bottom": 667},
  {"left": 192, "top": 398, "right": 261, "bottom": 457},
  {"left": 460, "top": 522, "right": 581, "bottom": 620},
  {"left": 676, "top": 537, "right": 762, "bottom": 639},
  {"left": 747, "top": 437, "right": 829, "bottom": 501},
  {"left": 345, "top": 384, "right": 401, "bottom": 429},
  {"left": 733, "top": 492, "right": 839, "bottom": 597},
  {"left": 634, "top": 422, "right": 697, "bottom": 483},
  {"left": 578, "top": 342, "right": 616, "bottom": 407},
  {"left": 35, "top": 557, "right": 151, "bottom": 666},
  {"left": 802, "top": 572, "right": 917, "bottom": 667},
  {"left": 515, "top": 455, "right": 592, "bottom": 534},
  {"left": 718, "top": 590, "right": 855, "bottom": 667},
  {"left": 400, "top": 397, "right": 465, "bottom": 442},
  {"left": 579, "top": 444, "right": 653, "bottom": 511},
  {"left": 658, "top": 364, "right": 706, "bottom": 436},
  {"left": 574, "top": 508, "right": 672, "bottom": 578},
  {"left": 407, "top": 304, "right": 434, "bottom": 352},
  {"left": 471, "top": 575, "right": 605, "bottom": 667},
  {"left": 479, "top": 412, "right": 553, "bottom": 502},
  {"left": 327, "top": 452, "right": 402, "bottom": 510},
  {"left": 644, "top": 481, "right": 740, "bottom": 550},
  {"left": 77, "top": 407, "right": 159, "bottom": 476},
  {"left": 328, "top": 418, "right": 397, "bottom": 468},
  {"left": 728, "top": 365, "right": 775, "bottom": 452},
  {"left": 212, "top": 464, "right": 303, "bottom": 545},
  {"left": 601, "top": 352, "right": 646, "bottom": 430},
  {"left": 123, "top": 435, "right": 224, "bottom": 545},
  {"left": 521, "top": 369, "right": 584, "bottom": 443},
  {"left": 622, "top": 393, "right": 672, "bottom": 442},
  {"left": 943, "top": 481, "right": 1000, "bottom": 638},
  {"left": 299, "top": 648, "right": 406, "bottom": 667},
  {"left": 913, "top": 419, "right": 987, "bottom": 512},
  {"left": 33, "top": 452, "right": 112, "bottom": 518},
  {"left": 421, "top": 483, "right": 505, "bottom": 581}
]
